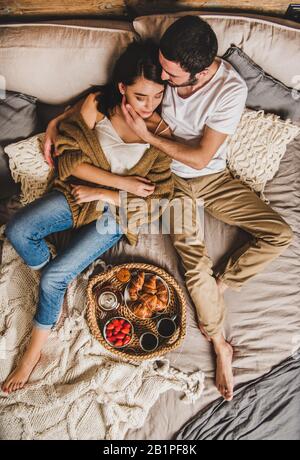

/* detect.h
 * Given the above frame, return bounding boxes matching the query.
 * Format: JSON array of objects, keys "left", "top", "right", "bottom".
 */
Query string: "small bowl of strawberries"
[{"left": 103, "top": 317, "right": 134, "bottom": 348}]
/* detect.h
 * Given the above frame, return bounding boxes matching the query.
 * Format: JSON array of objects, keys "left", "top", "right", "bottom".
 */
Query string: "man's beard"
[{"left": 168, "top": 74, "right": 198, "bottom": 88}]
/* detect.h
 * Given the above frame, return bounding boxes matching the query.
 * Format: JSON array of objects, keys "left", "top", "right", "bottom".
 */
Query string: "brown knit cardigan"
[{"left": 50, "top": 112, "right": 174, "bottom": 246}]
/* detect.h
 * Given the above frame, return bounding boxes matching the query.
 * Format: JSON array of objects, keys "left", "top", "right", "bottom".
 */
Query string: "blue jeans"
[{"left": 5, "top": 190, "right": 123, "bottom": 329}]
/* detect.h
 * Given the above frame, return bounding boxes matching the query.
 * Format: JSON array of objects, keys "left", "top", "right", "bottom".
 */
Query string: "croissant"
[
  {"left": 133, "top": 302, "right": 152, "bottom": 319},
  {"left": 157, "top": 293, "right": 168, "bottom": 305},
  {"left": 155, "top": 298, "right": 167, "bottom": 312},
  {"left": 156, "top": 281, "right": 169, "bottom": 305},
  {"left": 156, "top": 280, "right": 168, "bottom": 296},
  {"left": 128, "top": 271, "right": 145, "bottom": 300},
  {"left": 128, "top": 284, "right": 139, "bottom": 301},
  {"left": 143, "top": 275, "right": 157, "bottom": 294},
  {"left": 139, "top": 293, "right": 158, "bottom": 311}
]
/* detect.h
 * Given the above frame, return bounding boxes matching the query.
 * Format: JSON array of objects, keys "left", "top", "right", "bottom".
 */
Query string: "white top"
[
  {"left": 162, "top": 58, "right": 248, "bottom": 178},
  {"left": 95, "top": 116, "right": 150, "bottom": 175}
]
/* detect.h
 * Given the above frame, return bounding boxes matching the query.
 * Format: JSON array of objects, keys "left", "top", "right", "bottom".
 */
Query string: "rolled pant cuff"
[
  {"left": 33, "top": 319, "right": 54, "bottom": 330},
  {"left": 28, "top": 255, "right": 51, "bottom": 271}
]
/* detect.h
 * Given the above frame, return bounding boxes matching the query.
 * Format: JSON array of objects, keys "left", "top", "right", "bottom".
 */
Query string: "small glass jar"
[{"left": 97, "top": 287, "right": 122, "bottom": 312}]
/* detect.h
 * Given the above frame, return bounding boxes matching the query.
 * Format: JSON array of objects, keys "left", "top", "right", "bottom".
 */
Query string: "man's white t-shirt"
[{"left": 161, "top": 58, "right": 248, "bottom": 178}]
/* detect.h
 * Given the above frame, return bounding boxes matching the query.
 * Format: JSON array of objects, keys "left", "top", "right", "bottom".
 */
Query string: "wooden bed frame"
[{"left": 0, "top": 0, "right": 293, "bottom": 19}]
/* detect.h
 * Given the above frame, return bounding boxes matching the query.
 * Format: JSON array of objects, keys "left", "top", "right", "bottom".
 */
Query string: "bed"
[{"left": 0, "top": 12, "right": 300, "bottom": 440}]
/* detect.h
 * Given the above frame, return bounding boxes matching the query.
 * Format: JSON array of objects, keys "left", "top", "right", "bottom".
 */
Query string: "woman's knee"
[{"left": 5, "top": 214, "right": 27, "bottom": 246}]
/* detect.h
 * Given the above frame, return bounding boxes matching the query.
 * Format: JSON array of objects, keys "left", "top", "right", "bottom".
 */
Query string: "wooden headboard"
[{"left": 0, "top": 1, "right": 293, "bottom": 19}]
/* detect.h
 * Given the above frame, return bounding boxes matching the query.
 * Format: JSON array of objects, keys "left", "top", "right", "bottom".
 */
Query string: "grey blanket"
[{"left": 176, "top": 352, "right": 300, "bottom": 441}]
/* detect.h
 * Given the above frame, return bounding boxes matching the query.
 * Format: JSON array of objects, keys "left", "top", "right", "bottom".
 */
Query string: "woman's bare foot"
[
  {"left": 2, "top": 326, "right": 51, "bottom": 394},
  {"left": 212, "top": 335, "right": 234, "bottom": 401},
  {"left": 2, "top": 350, "right": 41, "bottom": 394}
]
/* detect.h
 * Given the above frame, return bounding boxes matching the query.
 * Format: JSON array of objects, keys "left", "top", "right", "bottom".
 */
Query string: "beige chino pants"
[{"left": 170, "top": 169, "right": 293, "bottom": 337}]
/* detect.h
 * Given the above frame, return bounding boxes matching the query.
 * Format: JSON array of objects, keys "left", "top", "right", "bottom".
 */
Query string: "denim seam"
[{"left": 30, "top": 216, "right": 73, "bottom": 240}]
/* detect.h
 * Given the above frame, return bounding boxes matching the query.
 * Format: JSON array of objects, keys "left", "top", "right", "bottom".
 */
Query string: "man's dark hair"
[{"left": 160, "top": 16, "right": 218, "bottom": 75}]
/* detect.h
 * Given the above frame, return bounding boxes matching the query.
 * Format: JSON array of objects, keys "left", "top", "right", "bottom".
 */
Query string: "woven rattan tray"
[{"left": 86, "top": 263, "right": 187, "bottom": 361}]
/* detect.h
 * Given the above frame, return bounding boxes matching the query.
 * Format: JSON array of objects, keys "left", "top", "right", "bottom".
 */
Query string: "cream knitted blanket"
[{"left": 0, "top": 225, "right": 205, "bottom": 440}]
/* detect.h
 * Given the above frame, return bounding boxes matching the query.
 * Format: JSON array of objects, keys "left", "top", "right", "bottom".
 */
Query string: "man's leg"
[
  {"left": 187, "top": 168, "right": 292, "bottom": 399},
  {"left": 201, "top": 169, "right": 293, "bottom": 290},
  {"left": 170, "top": 175, "right": 233, "bottom": 401}
]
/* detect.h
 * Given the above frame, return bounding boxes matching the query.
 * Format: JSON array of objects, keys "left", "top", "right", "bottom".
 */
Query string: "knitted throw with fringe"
[{"left": 0, "top": 225, "right": 205, "bottom": 440}]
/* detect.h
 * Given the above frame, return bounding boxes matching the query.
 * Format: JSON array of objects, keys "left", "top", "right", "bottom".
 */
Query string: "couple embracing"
[{"left": 2, "top": 16, "right": 292, "bottom": 401}]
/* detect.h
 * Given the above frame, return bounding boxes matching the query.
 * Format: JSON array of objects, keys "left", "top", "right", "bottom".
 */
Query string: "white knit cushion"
[
  {"left": 4, "top": 110, "right": 300, "bottom": 206},
  {"left": 227, "top": 109, "right": 300, "bottom": 200},
  {"left": 4, "top": 133, "right": 54, "bottom": 206}
]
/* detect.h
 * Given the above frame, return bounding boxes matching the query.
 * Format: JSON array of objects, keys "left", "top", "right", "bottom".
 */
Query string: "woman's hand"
[
  {"left": 43, "top": 121, "right": 58, "bottom": 168},
  {"left": 70, "top": 184, "right": 102, "bottom": 204},
  {"left": 121, "top": 175, "right": 155, "bottom": 198},
  {"left": 80, "top": 92, "right": 101, "bottom": 129}
]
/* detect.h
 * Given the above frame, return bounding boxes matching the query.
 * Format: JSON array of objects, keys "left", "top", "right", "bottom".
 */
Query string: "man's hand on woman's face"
[{"left": 121, "top": 96, "right": 151, "bottom": 142}]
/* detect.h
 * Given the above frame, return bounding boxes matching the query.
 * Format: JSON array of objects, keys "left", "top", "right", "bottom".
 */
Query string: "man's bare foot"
[
  {"left": 213, "top": 338, "right": 234, "bottom": 401},
  {"left": 1, "top": 351, "right": 41, "bottom": 394},
  {"left": 216, "top": 342, "right": 233, "bottom": 401}
]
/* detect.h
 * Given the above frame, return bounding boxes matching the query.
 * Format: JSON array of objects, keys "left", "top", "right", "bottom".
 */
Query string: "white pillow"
[
  {"left": 4, "top": 133, "right": 54, "bottom": 206},
  {"left": 227, "top": 109, "right": 300, "bottom": 201}
]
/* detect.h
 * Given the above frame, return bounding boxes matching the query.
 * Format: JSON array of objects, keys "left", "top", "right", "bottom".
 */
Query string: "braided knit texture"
[{"left": 0, "top": 225, "right": 205, "bottom": 440}]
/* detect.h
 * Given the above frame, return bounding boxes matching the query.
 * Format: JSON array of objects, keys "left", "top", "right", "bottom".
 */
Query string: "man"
[{"left": 43, "top": 16, "right": 293, "bottom": 401}]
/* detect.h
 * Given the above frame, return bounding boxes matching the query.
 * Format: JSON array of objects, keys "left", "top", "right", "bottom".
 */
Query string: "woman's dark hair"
[
  {"left": 96, "top": 40, "right": 166, "bottom": 117},
  {"left": 160, "top": 16, "right": 218, "bottom": 76}
]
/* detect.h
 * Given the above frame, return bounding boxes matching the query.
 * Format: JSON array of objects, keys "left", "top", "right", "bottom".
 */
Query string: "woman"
[{"left": 2, "top": 40, "right": 173, "bottom": 393}]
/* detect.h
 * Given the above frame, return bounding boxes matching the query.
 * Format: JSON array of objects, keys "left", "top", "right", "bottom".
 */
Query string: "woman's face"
[{"left": 119, "top": 77, "right": 165, "bottom": 119}]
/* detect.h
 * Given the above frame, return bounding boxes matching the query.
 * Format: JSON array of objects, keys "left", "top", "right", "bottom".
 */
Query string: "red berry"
[
  {"left": 115, "top": 340, "right": 123, "bottom": 347},
  {"left": 116, "top": 333, "right": 125, "bottom": 339},
  {"left": 123, "top": 336, "right": 131, "bottom": 345},
  {"left": 108, "top": 336, "right": 117, "bottom": 343}
]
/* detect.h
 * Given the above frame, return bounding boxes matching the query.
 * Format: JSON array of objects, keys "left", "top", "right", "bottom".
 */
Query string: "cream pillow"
[
  {"left": 0, "top": 23, "right": 137, "bottom": 104},
  {"left": 227, "top": 109, "right": 300, "bottom": 201},
  {"left": 4, "top": 133, "right": 54, "bottom": 206},
  {"left": 4, "top": 110, "right": 300, "bottom": 206}
]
